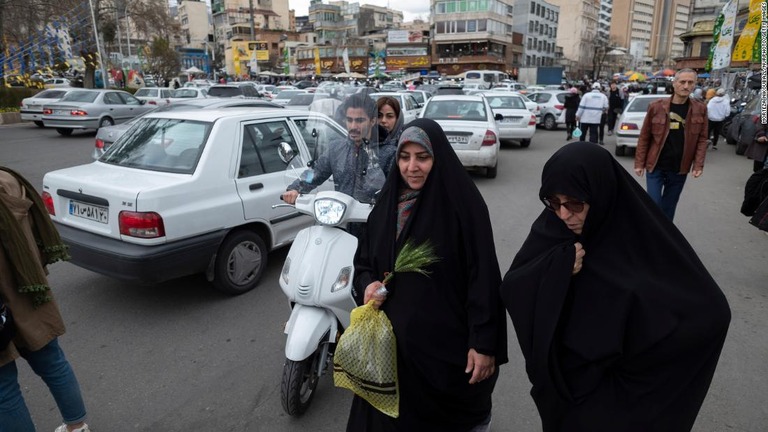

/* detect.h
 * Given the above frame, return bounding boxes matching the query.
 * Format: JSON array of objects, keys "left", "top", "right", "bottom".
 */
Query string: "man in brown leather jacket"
[{"left": 634, "top": 68, "right": 709, "bottom": 220}]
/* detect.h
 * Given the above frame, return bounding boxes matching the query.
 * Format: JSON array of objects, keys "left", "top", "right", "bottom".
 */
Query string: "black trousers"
[
  {"left": 709, "top": 120, "right": 724, "bottom": 147},
  {"left": 607, "top": 108, "right": 620, "bottom": 130}
]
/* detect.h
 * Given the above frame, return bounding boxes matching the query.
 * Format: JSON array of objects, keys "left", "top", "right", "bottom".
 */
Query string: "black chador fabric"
[
  {"left": 500, "top": 142, "right": 730, "bottom": 432},
  {"left": 348, "top": 118, "right": 508, "bottom": 431}
]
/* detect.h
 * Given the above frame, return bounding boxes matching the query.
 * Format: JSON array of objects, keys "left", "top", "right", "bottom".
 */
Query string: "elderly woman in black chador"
[
  {"left": 500, "top": 142, "right": 731, "bottom": 432},
  {"left": 347, "top": 118, "right": 508, "bottom": 431}
]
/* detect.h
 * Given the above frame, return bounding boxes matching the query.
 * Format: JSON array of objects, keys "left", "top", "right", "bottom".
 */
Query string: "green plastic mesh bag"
[{"left": 333, "top": 302, "right": 399, "bottom": 418}]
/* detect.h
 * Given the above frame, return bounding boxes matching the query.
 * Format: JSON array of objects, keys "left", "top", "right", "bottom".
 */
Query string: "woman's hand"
[
  {"left": 573, "top": 242, "right": 585, "bottom": 275},
  {"left": 363, "top": 281, "right": 387, "bottom": 309},
  {"left": 466, "top": 349, "right": 495, "bottom": 384}
]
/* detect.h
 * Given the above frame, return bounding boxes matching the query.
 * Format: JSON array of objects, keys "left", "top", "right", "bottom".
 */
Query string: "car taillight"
[
  {"left": 620, "top": 123, "right": 638, "bottom": 131},
  {"left": 119, "top": 211, "right": 165, "bottom": 238},
  {"left": 554, "top": 104, "right": 564, "bottom": 110},
  {"left": 482, "top": 130, "right": 497, "bottom": 146},
  {"left": 70, "top": 110, "right": 87, "bottom": 116},
  {"left": 529, "top": 115, "right": 537, "bottom": 125},
  {"left": 41, "top": 191, "right": 55, "bottom": 215},
  {"left": 95, "top": 138, "right": 104, "bottom": 149},
  {"left": 43, "top": 108, "right": 53, "bottom": 115}
]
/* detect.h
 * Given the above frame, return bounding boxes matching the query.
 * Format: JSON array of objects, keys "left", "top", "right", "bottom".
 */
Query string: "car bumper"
[
  {"left": 616, "top": 131, "right": 639, "bottom": 148},
  {"left": 42, "top": 117, "right": 100, "bottom": 129},
  {"left": 54, "top": 221, "right": 226, "bottom": 284},
  {"left": 497, "top": 125, "right": 535, "bottom": 140},
  {"left": 453, "top": 145, "right": 498, "bottom": 169},
  {"left": 20, "top": 110, "right": 44, "bottom": 121}
]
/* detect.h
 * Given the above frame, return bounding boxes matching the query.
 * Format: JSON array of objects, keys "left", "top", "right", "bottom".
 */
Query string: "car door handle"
[{"left": 249, "top": 183, "right": 264, "bottom": 191}]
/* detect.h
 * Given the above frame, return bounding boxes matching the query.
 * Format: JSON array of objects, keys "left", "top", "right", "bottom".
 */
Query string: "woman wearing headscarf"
[
  {"left": 563, "top": 87, "right": 580, "bottom": 141},
  {"left": 376, "top": 96, "right": 405, "bottom": 176},
  {"left": 347, "top": 119, "right": 508, "bottom": 431},
  {"left": 500, "top": 143, "right": 730, "bottom": 432}
]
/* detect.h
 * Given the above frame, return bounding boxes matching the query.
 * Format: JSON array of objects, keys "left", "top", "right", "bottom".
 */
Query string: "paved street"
[{"left": 1, "top": 122, "right": 766, "bottom": 431}]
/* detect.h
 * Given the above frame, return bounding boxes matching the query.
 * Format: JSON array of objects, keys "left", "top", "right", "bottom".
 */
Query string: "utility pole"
[
  {"left": 249, "top": 0, "right": 256, "bottom": 40},
  {"left": 88, "top": 0, "right": 109, "bottom": 88}
]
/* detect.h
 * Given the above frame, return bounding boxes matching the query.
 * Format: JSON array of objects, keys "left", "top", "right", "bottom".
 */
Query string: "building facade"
[
  {"left": 547, "top": 0, "right": 600, "bottom": 76},
  {"left": 512, "top": 0, "right": 560, "bottom": 67}
]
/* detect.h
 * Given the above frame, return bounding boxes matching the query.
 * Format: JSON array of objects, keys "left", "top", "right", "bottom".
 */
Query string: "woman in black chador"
[
  {"left": 501, "top": 142, "right": 730, "bottom": 432},
  {"left": 347, "top": 119, "right": 508, "bottom": 431}
]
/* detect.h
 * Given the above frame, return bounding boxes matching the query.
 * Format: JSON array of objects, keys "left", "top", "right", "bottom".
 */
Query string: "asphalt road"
[{"left": 1, "top": 122, "right": 766, "bottom": 432}]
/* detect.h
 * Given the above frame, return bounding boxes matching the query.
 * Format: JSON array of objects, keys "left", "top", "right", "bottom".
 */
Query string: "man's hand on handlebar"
[{"left": 281, "top": 190, "right": 299, "bottom": 204}]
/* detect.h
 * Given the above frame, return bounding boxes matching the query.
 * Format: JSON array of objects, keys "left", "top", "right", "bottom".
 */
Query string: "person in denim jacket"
[{"left": 634, "top": 69, "right": 709, "bottom": 220}]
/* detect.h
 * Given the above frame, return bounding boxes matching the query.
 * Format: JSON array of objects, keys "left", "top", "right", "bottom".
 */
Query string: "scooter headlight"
[
  {"left": 331, "top": 266, "right": 352, "bottom": 292},
  {"left": 314, "top": 198, "right": 346, "bottom": 225},
  {"left": 281, "top": 257, "right": 291, "bottom": 284}
]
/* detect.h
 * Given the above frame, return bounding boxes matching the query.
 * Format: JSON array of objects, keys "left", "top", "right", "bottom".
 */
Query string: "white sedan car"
[
  {"left": 615, "top": 94, "right": 670, "bottom": 156},
  {"left": 133, "top": 87, "right": 174, "bottom": 106},
  {"left": 419, "top": 95, "right": 500, "bottom": 178},
  {"left": 42, "top": 108, "right": 345, "bottom": 294},
  {"left": 482, "top": 92, "right": 537, "bottom": 147},
  {"left": 369, "top": 92, "right": 421, "bottom": 124},
  {"left": 20, "top": 88, "right": 77, "bottom": 127}
]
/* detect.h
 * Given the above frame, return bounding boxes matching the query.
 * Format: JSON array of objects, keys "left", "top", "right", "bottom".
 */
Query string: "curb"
[{"left": 0, "top": 112, "right": 21, "bottom": 125}]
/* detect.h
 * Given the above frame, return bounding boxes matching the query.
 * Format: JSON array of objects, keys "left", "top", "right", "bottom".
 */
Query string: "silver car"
[
  {"left": 615, "top": 94, "right": 670, "bottom": 156},
  {"left": 526, "top": 90, "right": 569, "bottom": 130},
  {"left": 42, "top": 89, "right": 154, "bottom": 136},
  {"left": 20, "top": 88, "right": 77, "bottom": 127}
]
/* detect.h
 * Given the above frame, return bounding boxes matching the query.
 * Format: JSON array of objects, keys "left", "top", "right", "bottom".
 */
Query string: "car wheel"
[
  {"left": 212, "top": 229, "right": 267, "bottom": 295},
  {"left": 543, "top": 114, "right": 557, "bottom": 130},
  {"left": 486, "top": 163, "right": 498, "bottom": 179},
  {"left": 56, "top": 128, "right": 73, "bottom": 136},
  {"left": 520, "top": 139, "right": 531, "bottom": 148},
  {"left": 98, "top": 117, "right": 114, "bottom": 128},
  {"left": 34, "top": 121, "right": 44, "bottom": 128},
  {"left": 615, "top": 145, "right": 626, "bottom": 156}
]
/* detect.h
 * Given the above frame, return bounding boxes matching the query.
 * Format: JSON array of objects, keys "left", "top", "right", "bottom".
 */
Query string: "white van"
[{"left": 464, "top": 70, "right": 510, "bottom": 90}]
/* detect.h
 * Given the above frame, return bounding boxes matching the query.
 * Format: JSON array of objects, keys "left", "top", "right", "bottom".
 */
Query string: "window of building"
[
  {"left": 457, "top": 20, "right": 466, "bottom": 32},
  {"left": 467, "top": 20, "right": 477, "bottom": 32},
  {"left": 530, "top": 1, "right": 535, "bottom": 13},
  {"left": 478, "top": 19, "right": 487, "bottom": 31},
  {"left": 699, "top": 42, "right": 711, "bottom": 57}
]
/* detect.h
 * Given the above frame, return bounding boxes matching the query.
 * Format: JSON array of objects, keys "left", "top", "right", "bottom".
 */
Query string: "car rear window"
[
  {"left": 62, "top": 91, "right": 99, "bottom": 102},
  {"left": 172, "top": 89, "right": 199, "bottom": 98},
  {"left": 486, "top": 96, "right": 526, "bottom": 110},
  {"left": 424, "top": 100, "right": 487, "bottom": 120},
  {"left": 208, "top": 87, "right": 243, "bottom": 97},
  {"left": 135, "top": 89, "right": 157, "bottom": 97},
  {"left": 627, "top": 96, "right": 669, "bottom": 112},
  {"left": 100, "top": 119, "right": 212, "bottom": 174},
  {"left": 36, "top": 90, "right": 67, "bottom": 98}
]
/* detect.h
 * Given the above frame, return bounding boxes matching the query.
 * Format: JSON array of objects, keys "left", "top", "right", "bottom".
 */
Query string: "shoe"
[
  {"left": 599, "top": 141, "right": 605, "bottom": 146},
  {"left": 711, "top": 146, "right": 718, "bottom": 150},
  {"left": 54, "top": 424, "right": 90, "bottom": 432},
  {"left": 607, "top": 130, "right": 613, "bottom": 136}
]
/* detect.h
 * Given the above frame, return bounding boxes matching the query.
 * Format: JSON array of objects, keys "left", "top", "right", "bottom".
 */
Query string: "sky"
[{"left": 169, "top": 0, "right": 429, "bottom": 23}]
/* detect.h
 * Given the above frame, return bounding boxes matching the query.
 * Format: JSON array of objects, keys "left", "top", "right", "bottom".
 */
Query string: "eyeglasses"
[{"left": 541, "top": 196, "right": 586, "bottom": 213}]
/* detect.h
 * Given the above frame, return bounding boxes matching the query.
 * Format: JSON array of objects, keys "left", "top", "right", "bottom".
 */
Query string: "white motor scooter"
[{"left": 273, "top": 141, "right": 382, "bottom": 416}]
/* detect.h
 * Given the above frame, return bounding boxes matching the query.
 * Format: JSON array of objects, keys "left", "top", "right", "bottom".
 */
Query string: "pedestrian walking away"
[
  {"left": 347, "top": 119, "right": 508, "bottom": 431},
  {"left": 634, "top": 68, "right": 709, "bottom": 221},
  {"left": 500, "top": 142, "right": 730, "bottom": 432},
  {"left": 706, "top": 88, "right": 730, "bottom": 149},
  {"left": 575, "top": 83, "right": 608, "bottom": 144},
  {"left": 0, "top": 167, "right": 91, "bottom": 432},
  {"left": 563, "top": 87, "right": 581, "bottom": 141},
  {"left": 606, "top": 81, "right": 624, "bottom": 135}
]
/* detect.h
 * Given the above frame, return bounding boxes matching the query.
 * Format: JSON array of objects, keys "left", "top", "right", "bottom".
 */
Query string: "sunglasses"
[{"left": 541, "top": 196, "right": 586, "bottom": 213}]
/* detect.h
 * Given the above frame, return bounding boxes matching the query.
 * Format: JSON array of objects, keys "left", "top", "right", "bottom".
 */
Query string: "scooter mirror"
[{"left": 278, "top": 142, "right": 296, "bottom": 164}]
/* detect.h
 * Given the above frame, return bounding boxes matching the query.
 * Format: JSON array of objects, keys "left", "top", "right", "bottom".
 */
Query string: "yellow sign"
[
  {"left": 731, "top": 0, "right": 762, "bottom": 61},
  {"left": 232, "top": 41, "right": 269, "bottom": 63},
  {"left": 314, "top": 48, "right": 321, "bottom": 75}
]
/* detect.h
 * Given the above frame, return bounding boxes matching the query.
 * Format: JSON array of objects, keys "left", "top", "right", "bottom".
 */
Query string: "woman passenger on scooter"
[
  {"left": 376, "top": 96, "right": 405, "bottom": 175},
  {"left": 348, "top": 119, "right": 508, "bottom": 431}
]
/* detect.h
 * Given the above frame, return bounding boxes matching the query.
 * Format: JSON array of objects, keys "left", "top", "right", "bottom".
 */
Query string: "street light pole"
[
  {"left": 249, "top": 0, "right": 256, "bottom": 40},
  {"left": 87, "top": 0, "right": 109, "bottom": 88}
]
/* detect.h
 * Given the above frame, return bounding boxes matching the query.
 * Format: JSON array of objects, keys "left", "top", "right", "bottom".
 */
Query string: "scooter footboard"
[{"left": 284, "top": 304, "right": 338, "bottom": 361}]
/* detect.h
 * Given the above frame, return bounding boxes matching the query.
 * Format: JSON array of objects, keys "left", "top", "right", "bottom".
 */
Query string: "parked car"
[
  {"left": 369, "top": 92, "right": 421, "bottom": 124},
  {"left": 284, "top": 93, "right": 317, "bottom": 110},
  {"left": 726, "top": 94, "right": 763, "bottom": 155},
  {"left": 256, "top": 84, "right": 277, "bottom": 99},
  {"left": 419, "top": 95, "right": 500, "bottom": 178},
  {"left": 526, "top": 90, "right": 569, "bottom": 130},
  {"left": 169, "top": 87, "right": 208, "bottom": 101},
  {"left": 207, "top": 83, "right": 263, "bottom": 99},
  {"left": 294, "top": 80, "right": 316, "bottom": 89},
  {"left": 272, "top": 89, "right": 308, "bottom": 106},
  {"left": 42, "top": 89, "right": 154, "bottom": 136},
  {"left": 435, "top": 85, "right": 465, "bottom": 96},
  {"left": 20, "top": 88, "right": 77, "bottom": 127},
  {"left": 462, "top": 83, "right": 485, "bottom": 94},
  {"left": 614, "top": 94, "right": 671, "bottom": 156},
  {"left": 493, "top": 82, "right": 527, "bottom": 92},
  {"left": 380, "top": 80, "right": 406, "bottom": 91},
  {"left": 43, "top": 108, "right": 347, "bottom": 294},
  {"left": 134, "top": 87, "right": 174, "bottom": 106},
  {"left": 43, "top": 77, "right": 72, "bottom": 88},
  {"left": 482, "top": 92, "right": 537, "bottom": 147},
  {"left": 93, "top": 98, "right": 283, "bottom": 159},
  {"left": 401, "top": 89, "right": 432, "bottom": 106}
]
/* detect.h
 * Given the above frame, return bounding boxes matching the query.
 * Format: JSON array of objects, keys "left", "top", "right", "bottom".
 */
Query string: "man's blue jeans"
[
  {"left": 646, "top": 169, "right": 688, "bottom": 220},
  {"left": 0, "top": 338, "right": 86, "bottom": 432}
]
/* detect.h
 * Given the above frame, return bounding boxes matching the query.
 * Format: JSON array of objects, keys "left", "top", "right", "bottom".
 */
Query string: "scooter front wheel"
[{"left": 281, "top": 353, "right": 320, "bottom": 416}]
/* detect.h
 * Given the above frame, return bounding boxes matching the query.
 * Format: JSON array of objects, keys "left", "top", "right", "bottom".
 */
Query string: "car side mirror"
[
  {"left": 278, "top": 142, "right": 296, "bottom": 164},
  {"left": 140, "top": 100, "right": 147, "bottom": 105},
  {"left": 495, "top": 113, "right": 503, "bottom": 121}
]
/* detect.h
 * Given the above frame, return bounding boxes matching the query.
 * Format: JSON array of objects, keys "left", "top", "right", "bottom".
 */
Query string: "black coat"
[
  {"left": 564, "top": 94, "right": 580, "bottom": 123},
  {"left": 501, "top": 143, "right": 730, "bottom": 432}
]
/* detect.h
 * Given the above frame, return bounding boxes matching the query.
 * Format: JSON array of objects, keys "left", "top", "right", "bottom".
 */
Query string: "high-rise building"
[
  {"left": 547, "top": 0, "right": 600, "bottom": 74},
  {"left": 178, "top": 0, "right": 211, "bottom": 50},
  {"left": 598, "top": 0, "right": 612, "bottom": 42},
  {"left": 512, "top": 0, "right": 560, "bottom": 68}
]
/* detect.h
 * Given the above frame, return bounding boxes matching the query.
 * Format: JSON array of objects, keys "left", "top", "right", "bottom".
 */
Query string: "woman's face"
[
  {"left": 548, "top": 193, "right": 590, "bottom": 234},
  {"left": 398, "top": 142, "right": 433, "bottom": 190},
  {"left": 378, "top": 104, "right": 397, "bottom": 133}
]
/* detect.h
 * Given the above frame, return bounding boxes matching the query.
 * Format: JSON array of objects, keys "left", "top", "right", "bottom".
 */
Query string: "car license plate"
[
  {"left": 501, "top": 117, "right": 522, "bottom": 123},
  {"left": 68, "top": 200, "right": 108, "bottom": 224},
  {"left": 447, "top": 135, "right": 469, "bottom": 144}
]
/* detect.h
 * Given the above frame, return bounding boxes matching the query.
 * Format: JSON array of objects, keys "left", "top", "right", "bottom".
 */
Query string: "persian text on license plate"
[
  {"left": 447, "top": 135, "right": 469, "bottom": 144},
  {"left": 69, "top": 200, "right": 108, "bottom": 224}
]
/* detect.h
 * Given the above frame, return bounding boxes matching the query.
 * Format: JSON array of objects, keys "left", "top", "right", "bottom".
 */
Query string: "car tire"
[
  {"left": 34, "top": 121, "right": 44, "bottom": 128},
  {"left": 56, "top": 128, "right": 73, "bottom": 136},
  {"left": 212, "top": 229, "right": 267, "bottom": 295},
  {"left": 615, "top": 145, "right": 626, "bottom": 156},
  {"left": 542, "top": 114, "right": 557, "bottom": 130},
  {"left": 520, "top": 139, "right": 531, "bottom": 148},
  {"left": 486, "top": 163, "right": 498, "bottom": 179},
  {"left": 99, "top": 117, "right": 114, "bottom": 128}
]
